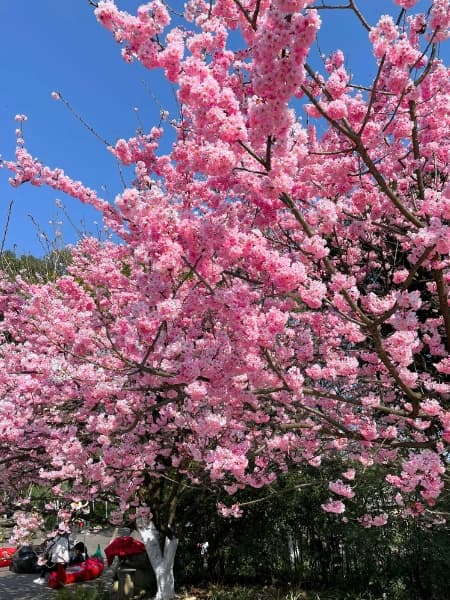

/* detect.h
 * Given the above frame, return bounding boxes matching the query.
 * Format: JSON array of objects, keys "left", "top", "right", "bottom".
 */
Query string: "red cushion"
[
  {"left": 104, "top": 536, "right": 146, "bottom": 566},
  {"left": 48, "top": 557, "right": 104, "bottom": 588},
  {"left": 0, "top": 547, "right": 16, "bottom": 568}
]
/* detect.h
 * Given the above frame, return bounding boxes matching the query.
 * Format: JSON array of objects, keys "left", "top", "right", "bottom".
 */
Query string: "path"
[{"left": 0, "top": 528, "right": 117, "bottom": 600}]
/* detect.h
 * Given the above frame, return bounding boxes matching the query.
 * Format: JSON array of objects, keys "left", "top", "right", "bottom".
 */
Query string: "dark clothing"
[
  {"left": 39, "top": 560, "right": 59, "bottom": 579},
  {"left": 69, "top": 542, "right": 88, "bottom": 565}
]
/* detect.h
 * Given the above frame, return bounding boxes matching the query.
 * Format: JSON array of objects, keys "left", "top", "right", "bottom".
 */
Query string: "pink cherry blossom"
[
  {"left": 342, "top": 469, "right": 356, "bottom": 481},
  {"left": 321, "top": 500, "right": 346, "bottom": 514},
  {"left": 329, "top": 480, "right": 355, "bottom": 499}
]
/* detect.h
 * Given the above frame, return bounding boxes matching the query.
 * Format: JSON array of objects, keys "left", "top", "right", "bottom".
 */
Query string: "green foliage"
[
  {"left": 206, "top": 585, "right": 297, "bottom": 599},
  {"left": 174, "top": 464, "right": 450, "bottom": 600},
  {"left": 177, "top": 586, "right": 410, "bottom": 600},
  {"left": 120, "top": 262, "right": 131, "bottom": 277},
  {"left": 0, "top": 248, "right": 72, "bottom": 282},
  {"left": 207, "top": 586, "right": 265, "bottom": 599},
  {"left": 53, "top": 583, "right": 110, "bottom": 600}
]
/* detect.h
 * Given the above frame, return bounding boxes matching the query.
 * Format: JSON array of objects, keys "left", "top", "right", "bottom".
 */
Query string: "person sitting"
[
  {"left": 33, "top": 522, "right": 71, "bottom": 585},
  {"left": 69, "top": 541, "right": 88, "bottom": 565}
]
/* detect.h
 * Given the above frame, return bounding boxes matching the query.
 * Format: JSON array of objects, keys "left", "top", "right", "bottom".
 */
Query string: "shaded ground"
[
  {"left": 0, "top": 572, "right": 55, "bottom": 600},
  {"left": 0, "top": 528, "right": 115, "bottom": 599}
]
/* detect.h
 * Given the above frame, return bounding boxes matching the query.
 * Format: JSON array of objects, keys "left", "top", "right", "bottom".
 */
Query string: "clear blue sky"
[
  {"left": 0, "top": 0, "right": 168, "bottom": 256},
  {"left": 0, "top": 1, "right": 446, "bottom": 256}
]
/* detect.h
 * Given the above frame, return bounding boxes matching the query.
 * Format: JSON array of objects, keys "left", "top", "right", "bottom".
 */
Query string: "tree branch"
[
  {"left": 434, "top": 266, "right": 450, "bottom": 354},
  {"left": 368, "top": 323, "right": 422, "bottom": 416},
  {"left": 238, "top": 140, "right": 269, "bottom": 171},
  {"left": 374, "top": 244, "right": 436, "bottom": 325},
  {"left": 408, "top": 100, "right": 425, "bottom": 201},
  {"left": 181, "top": 256, "right": 215, "bottom": 294}
]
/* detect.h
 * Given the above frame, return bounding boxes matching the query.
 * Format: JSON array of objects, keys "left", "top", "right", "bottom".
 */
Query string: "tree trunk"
[{"left": 136, "top": 518, "right": 178, "bottom": 600}]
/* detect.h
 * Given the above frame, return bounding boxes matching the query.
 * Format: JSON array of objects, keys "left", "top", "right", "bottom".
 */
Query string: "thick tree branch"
[
  {"left": 368, "top": 323, "right": 422, "bottom": 416},
  {"left": 434, "top": 267, "right": 450, "bottom": 353},
  {"left": 409, "top": 100, "right": 425, "bottom": 201}
]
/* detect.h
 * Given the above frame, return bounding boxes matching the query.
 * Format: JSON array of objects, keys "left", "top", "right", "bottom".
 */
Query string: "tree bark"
[{"left": 136, "top": 518, "right": 178, "bottom": 600}]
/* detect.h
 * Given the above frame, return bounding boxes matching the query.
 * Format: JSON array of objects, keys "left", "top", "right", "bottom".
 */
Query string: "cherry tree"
[{"left": 1, "top": 0, "right": 450, "bottom": 597}]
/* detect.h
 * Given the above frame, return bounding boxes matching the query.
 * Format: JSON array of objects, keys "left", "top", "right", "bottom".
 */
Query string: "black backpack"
[{"left": 10, "top": 545, "right": 40, "bottom": 574}]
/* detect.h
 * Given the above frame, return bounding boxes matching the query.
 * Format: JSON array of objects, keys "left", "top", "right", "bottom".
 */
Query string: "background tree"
[
  {"left": 175, "top": 466, "right": 450, "bottom": 600},
  {"left": 0, "top": 249, "right": 71, "bottom": 282},
  {"left": 0, "top": 1, "right": 449, "bottom": 598}
]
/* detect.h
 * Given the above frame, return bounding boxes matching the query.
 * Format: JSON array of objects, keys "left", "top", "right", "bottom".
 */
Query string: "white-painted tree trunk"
[{"left": 136, "top": 518, "right": 178, "bottom": 600}]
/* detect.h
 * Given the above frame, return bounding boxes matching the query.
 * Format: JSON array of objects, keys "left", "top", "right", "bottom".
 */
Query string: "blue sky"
[
  {"left": 0, "top": 0, "right": 168, "bottom": 256},
  {"left": 0, "top": 1, "right": 446, "bottom": 256}
]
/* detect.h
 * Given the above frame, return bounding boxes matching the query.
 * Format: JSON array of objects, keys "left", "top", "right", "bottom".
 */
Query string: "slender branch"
[
  {"left": 322, "top": 297, "right": 368, "bottom": 327},
  {"left": 253, "top": 386, "right": 286, "bottom": 395},
  {"left": 413, "top": 42, "right": 437, "bottom": 87},
  {"left": 302, "top": 387, "right": 413, "bottom": 419},
  {"left": 29, "top": 314, "right": 176, "bottom": 378},
  {"left": 261, "top": 348, "right": 290, "bottom": 390},
  {"left": 174, "top": 253, "right": 202, "bottom": 296},
  {"left": 159, "top": 472, "right": 203, "bottom": 491},
  {"left": 354, "top": 141, "right": 424, "bottom": 228},
  {"left": 284, "top": 404, "right": 355, "bottom": 437},
  {"left": 233, "top": 166, "right": 268, "bottom": 176},
  {"left": 223, "top": 268, "right": 263, "bottom": 285},
  {"left": 55, "top": 92, "right": 111, "bottom": 146},
  {"left": 0, "top": 200, "right": 13, "bottom": 257},
  {"left": 303, "top": 65, "right": 424, "bottom": 229},
  {"left": 311, "top": 2, "right": 351, "bottom": 9},
  {"left": 279, "top": 192, "right": 373, "bottom": 325},
  {"left": 0, "top": 452, "right": 44, "bottom": 466},
  {"left": 304, "top": 63, "right": 333, "bottom": 103},
  {"left": 309, "top": 148, "right": 353, "bottom": 156},
  {"left": 278, "top": 418, "right": 436, "bottom": 450},
  {"left": 238, "top": 482, "right": 316, "bottom": 508},
  {"left": 279, "top": 192, "right": 314, "bottom": 237},
  {"left": 383, "top": 36, "right": 437, "bottom": 134},
  {"left": 368, "top": 324, "right": 422, "bottom": 416},
  {"left": 113, "top": 413, "right": 143, "bottom": 435},
  {"left": 374, "top": 244, "right": 436, "bottom": 325},
  {"left": 301, "top": 70, "right": 362, "bottom": 143},
  {"left": 238, "top": 140, "right": 269, "bottom": 170},
  {"left": 389, "top": 440, "right": 437, "bottom": 449},
  {"left": 139, "top": 320, "right": 167, "bottom": 368},
  {"left": 181, "top": 256, "right": 215, "bottom": 294},
  {"left": 348, "top": 83, "right": 393, "bottom": 95},
  {"left": 311, "top": 0, "right": 370, "bottom": 30},
  {"left": 359, "top": 55, "right": 386, "bottom": 135},
  {"left": 311, "top": 1, "right": 373, "bottom": 31}
]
